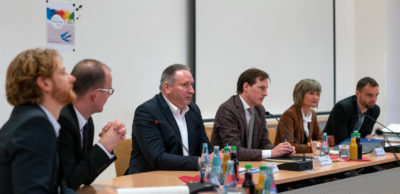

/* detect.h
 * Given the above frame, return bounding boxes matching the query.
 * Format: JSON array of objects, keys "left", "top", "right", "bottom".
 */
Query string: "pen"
[{"left": 283, "top": 135, "right": 287, "bottom": 142}]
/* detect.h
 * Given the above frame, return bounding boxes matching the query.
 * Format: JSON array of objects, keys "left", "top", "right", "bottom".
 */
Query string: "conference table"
[{"left": 77, "top": 152, "right": 400, "bottom": 194}]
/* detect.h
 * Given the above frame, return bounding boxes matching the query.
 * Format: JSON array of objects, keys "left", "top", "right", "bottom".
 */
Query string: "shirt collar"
[
  {"left": 73, "top": 106, "right": 87, "bottom": 130},
  {"left": 301, "top": 108, "right": 312, "bottom": 123},
  {"left": 356, "top": 105, "right": 366, "bottom": 115},
  {"left": 38, "top": 104, "right": 61, "bottom": 137},
  {"left": 239, "top": 95, "right": 251, "bottom": 111},
  {"left": 162, "top": 94, "right": 189, "bottom": 116}
]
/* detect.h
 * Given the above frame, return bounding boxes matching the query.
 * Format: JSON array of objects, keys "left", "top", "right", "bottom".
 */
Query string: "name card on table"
[
  {"left": 316, "top": 155, "right": 332, "bottom": 166},
  {"left": 372, "top": 147, "right": 386, "bottom": 157}
]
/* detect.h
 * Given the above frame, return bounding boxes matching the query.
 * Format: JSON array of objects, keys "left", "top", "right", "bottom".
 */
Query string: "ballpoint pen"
[{"left": 283, "top": 135, "right": 287, "bottom": 142}]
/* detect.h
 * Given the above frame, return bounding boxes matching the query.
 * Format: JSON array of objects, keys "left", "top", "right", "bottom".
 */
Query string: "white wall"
[
  {"left": 354, "top": 0, "right": 387, "bottom": 124},
  {"left": 386, "top": 0, "right": 400, "bottom": 124},
  {"left": 0, "top": 0, "right": 397, "bottom": 182},
  {"left": 336, "top": 0, "right": 388, "bottom": 126},
  {"left": 335, "top": 0, "right": 355, "bottom": 101},
  {"left": 196, "top": 0, "right": 334, "bottom": 119},
  {"left": 0, "top": 0, "right": 191, "bottom": 181}
]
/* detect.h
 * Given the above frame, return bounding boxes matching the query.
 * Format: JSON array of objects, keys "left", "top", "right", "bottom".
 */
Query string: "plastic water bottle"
[
  {"left": 255, "top": 165, "right": 267, "bottom": 194},
  {"left": 210, "top": 146, "right": 223, "bottom": 185},
  {"left": 200, "top": 143, "right": 209, "bottom": 182},
  {"left": 262, "top": 165, "right": 277, "bottom": 194},
  {"left": 321, "top": 132, "right": 329, "bottom": 156},
  {"left": 222, "top": 147, "right": 230, "bottom": 175},
  {"left": 222, "top": 160, "right": 237, "bottom": 194}
]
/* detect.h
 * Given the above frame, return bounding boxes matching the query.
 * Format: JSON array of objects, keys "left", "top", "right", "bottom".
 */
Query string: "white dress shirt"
[
  {"left": 39, "top": 105, "right": 61, "bottom": 137},
  {"left": 301, "top": 109, "right": 312, "bottom": 138},
  {"left": 73, "top": 107, "right": 114, "bottom": 159},
  {"left": 239, "top": 95, "right": 271, "bottom": 159},
  {"left": 163, "top": 95, "right": 190, "bottom": 156}
]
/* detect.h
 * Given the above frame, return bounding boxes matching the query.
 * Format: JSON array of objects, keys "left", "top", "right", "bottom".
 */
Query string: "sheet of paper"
[
  {"left": 383, "top": 124, "right": 400, "bottom": 133},
  {"left": 118, "top": 186, "right": 189, "bottom": 194}
]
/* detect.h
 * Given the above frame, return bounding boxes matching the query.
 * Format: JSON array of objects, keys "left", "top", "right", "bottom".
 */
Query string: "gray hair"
[
  {"left": 159, "top": 64, "right": 190, "bottom": 91},
  {"left": 293, "top": 79, "right": 321, "bottom": 107}
]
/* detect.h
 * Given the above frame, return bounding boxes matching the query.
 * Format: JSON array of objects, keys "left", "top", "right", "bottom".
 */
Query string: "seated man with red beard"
[
  {"left": 58, "top": 59, "right": 126, "bottom": 189},
  {"left": 0, "top": 48, "right": 76, "bottom": 193}
]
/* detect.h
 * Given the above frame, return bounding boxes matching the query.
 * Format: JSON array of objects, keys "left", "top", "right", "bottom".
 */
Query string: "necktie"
[
  {"left": 82, "top": 122, "right": 89, "bottom": 156},
  {"left": 247, "top": 108, "right": 255, "bottom": 148}
]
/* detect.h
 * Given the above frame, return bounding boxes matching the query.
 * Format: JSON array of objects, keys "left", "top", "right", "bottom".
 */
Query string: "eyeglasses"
[{"left": 97, "top": 88, "right": 114, "bottom": 96}]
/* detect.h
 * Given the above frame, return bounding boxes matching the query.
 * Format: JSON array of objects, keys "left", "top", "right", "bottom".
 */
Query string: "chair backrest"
[
  {"left": 205, "top": 124, "right": 213, "bottom": 142},
  {"left": 267, "top": 127, "right": 276, "bottom": 145},
  {"left": 114, "top": 139, "right": 132, "bottom": 177}
]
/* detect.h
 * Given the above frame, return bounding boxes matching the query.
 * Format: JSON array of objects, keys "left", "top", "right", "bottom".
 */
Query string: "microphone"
[
  {"left": 266, "top": 111, "right": 313, "bottom": 171},
  {"left": 364, "top": 114, "right": 400, "bottom": 153},
  {"left": 364, "top": 114, "right": 400, "bottom": 138},
  {"left": 135, "top": 118, "right": 199, "bottom": 169},
  {"left": 375, "top": 129, "right": 400, "bottom": 166}
]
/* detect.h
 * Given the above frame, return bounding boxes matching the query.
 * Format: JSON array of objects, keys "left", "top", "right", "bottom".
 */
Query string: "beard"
[
  {"left": 51, "top": 84, "right": 76, "bottom": 106},
  {"left": 360, "top": 100, "right": 375, "bottom": 109}
]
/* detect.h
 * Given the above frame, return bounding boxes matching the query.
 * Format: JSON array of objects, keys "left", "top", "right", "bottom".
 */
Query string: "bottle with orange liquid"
[
  {"left": 255, "top": 165, "right": 266, "bottom": 194},
  {"left": 350, "top": 133, "right": 358, "bottom": 160},
  {"left": 222, "top": 147, "right": 230, "bottom": 176}
]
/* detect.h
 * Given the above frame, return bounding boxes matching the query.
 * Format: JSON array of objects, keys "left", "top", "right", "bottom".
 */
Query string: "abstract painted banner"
[{"left": 46, "top": 0, "right": 75, "bottom": 52}]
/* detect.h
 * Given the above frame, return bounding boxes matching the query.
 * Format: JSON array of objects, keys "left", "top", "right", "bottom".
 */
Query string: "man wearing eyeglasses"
[{"left": 58, "top": 59, "right": 126, "bottom": 189}]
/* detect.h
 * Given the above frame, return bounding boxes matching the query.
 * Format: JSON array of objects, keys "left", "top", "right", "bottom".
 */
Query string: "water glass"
[
  {"left": 200, "top": 163, "right": 212, "bottom": 182},
  {"left": 339, "top": 144, "right": 350, "bottom": 159},
  {"left": 311, "top": 141, "right": 321, "bottom": 159}
]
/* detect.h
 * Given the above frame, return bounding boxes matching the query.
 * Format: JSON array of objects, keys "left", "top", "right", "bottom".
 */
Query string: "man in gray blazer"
[{"left": 211, "top": 68, "right": 295, "bottom": 161}]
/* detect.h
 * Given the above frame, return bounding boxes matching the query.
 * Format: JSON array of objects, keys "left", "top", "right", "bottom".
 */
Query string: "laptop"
[{"left": 333, "top": 138, "right": 384, "bottom": 154}]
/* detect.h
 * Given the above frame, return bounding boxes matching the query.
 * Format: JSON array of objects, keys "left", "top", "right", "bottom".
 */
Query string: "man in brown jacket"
[{"left": 211, "top": 68, "right": 295, "bottom": 161}]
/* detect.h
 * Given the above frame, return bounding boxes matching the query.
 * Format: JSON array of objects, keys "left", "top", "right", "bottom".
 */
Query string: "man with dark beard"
[
  {"left": 58, "top": 59, "right": 126, "bottom": 189},
  {"left": 0, "top": 48, "right": 77, "bottom": 193},
  {"left": 323, "top": 77, "right": 380, "bottom": 145}
]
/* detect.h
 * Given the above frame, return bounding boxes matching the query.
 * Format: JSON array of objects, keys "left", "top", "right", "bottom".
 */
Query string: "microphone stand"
[
  {"left": 375, "top": 129, "right": 400, "bottom": 166},
  {"left": 364, "top": 114, "right": 400, "bottom": 154},
  {"left": 134, "top": 119, "right": 199, "bottom": 168},
  {"left": 266, "top": 112, "right": 313, "bottom": 171}
]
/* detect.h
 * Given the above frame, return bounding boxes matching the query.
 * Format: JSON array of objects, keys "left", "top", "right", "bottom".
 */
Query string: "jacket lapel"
[
  {"left": 233, "top": 95, "right": 248, "bottom": 146},
  {"left": 66, "top": 104, "right": 84, "bottom": 157},
  {"left": 295, "top": 106, "right": 305, "bottom": 143},
  {"left": 157, "top": 94, "right": 182, "bottom": 141}
]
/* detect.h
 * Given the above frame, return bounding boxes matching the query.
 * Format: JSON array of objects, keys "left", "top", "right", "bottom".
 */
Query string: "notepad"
[{"left": 383, "top": 124, "right": 400, "bottom": 133}]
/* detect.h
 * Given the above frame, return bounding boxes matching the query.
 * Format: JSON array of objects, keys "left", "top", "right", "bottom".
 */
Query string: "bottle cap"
[
  {"left": 259, "top": 165, "right": 266, "bottom": 170},
  {"left": 245, "top": 164, "right": 252, "bottom": 169},
  {"left": 224, "top": 147, "right": 229, "bottom": 152},
  {"left": 231, "top": 146, "right": 237, "bottom": 151}
]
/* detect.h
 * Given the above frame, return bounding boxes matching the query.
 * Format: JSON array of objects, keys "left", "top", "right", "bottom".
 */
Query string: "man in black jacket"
[
  {"left": 58, "top": 59, "right": 126, "bottom": 189},
  {"left": 0, "top": 48, "right": 76, "bottom": 193},
  {"left": 324, "top": 77, "right": 380, "bottom": 144},
  {"left": 128, "top": 64, "right": 215, "bottom": 174}
]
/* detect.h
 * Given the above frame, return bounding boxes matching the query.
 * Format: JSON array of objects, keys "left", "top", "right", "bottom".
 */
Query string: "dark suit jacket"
[
  {"left": 211, "top": 95, "right": 274, "bottom": 161},
  {"left": 58, "top": 104, "right": 114, "bottom": 189},
  {"left": 274, "top": 105, "right": 323, "bottom": 153},
  {"left": 0, "top": 104, "right": 75, "bottom": 194},
  {"left": 323, "top": 95, "right": 380, "bottom": 144},
  {"left": 128, "top": 93, "right": 212, "bottom": 174}
]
